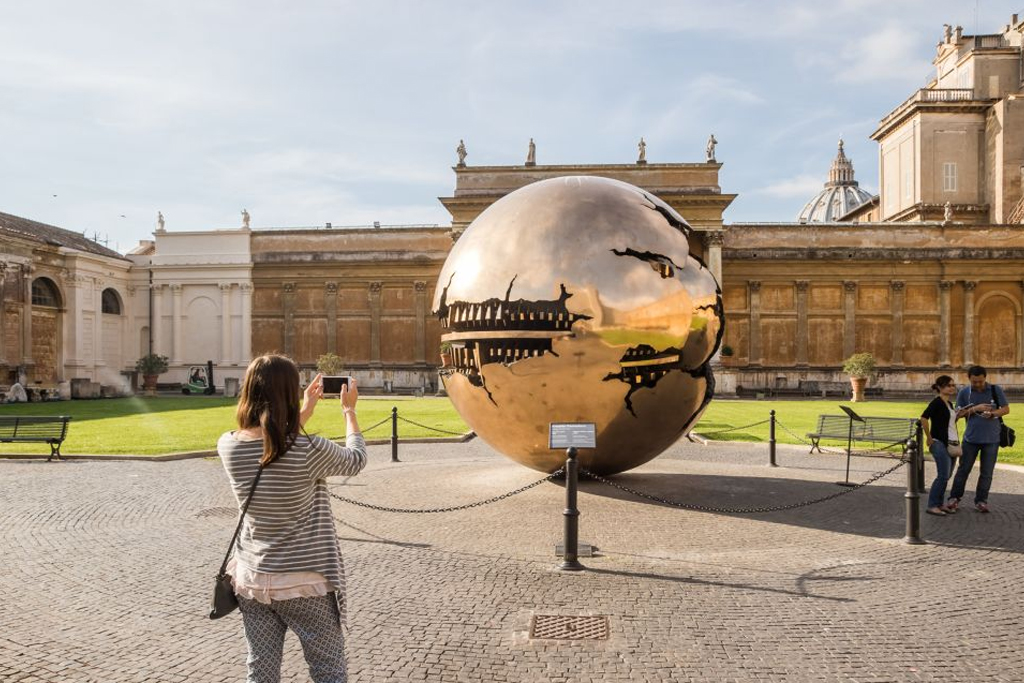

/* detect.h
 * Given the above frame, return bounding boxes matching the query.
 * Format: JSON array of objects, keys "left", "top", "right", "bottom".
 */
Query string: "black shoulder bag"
[
  {"left": 990, "top": 385, "right": 1016, "bottom": 448},
  {"left": 210, "top": 464, "right": 264, "bottom": 619}
]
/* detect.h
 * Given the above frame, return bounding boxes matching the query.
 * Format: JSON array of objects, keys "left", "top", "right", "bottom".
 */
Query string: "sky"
[{"left": 1, "top": 0, "right": 1019, "bottom": 252}]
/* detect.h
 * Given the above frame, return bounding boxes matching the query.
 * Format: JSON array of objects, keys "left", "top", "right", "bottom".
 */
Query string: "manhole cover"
[
  {"left": 529, "top": 615, "right": 609, "bottom": 640},
  {"left": 196, "top": 507, "right": 237, "bottom": 519}
]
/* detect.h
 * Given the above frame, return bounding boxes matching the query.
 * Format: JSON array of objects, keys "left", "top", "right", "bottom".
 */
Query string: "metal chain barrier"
[
  {"left": 327, "top": 467, "right": 564, "bottom": 513},
  {"left": 326, "top": 415, "right": 391, "bottom": 441},
  {"left": 774, "top": 419, "right": 906, "bottom": 456},
  {"left": 578, "top": 458, "right": 908, "bottom": 514},
  {"left": 695, "top": 418, "right": 770, "bottom": 437},
  {"left": 395, "top": 414, "right": 468, "bottom": 437}
]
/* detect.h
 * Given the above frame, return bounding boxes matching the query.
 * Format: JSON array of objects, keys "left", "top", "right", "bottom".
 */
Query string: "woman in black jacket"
[{"left": 920, "top": 375, "right": 961, "bottom": 516}]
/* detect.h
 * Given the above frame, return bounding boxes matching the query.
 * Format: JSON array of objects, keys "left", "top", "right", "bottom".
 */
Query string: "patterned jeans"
[{"left": 238, "top": 593, "right": 347, "bottom": 683}]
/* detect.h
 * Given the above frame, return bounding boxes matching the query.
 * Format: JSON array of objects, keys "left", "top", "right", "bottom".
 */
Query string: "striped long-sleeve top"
[{"left": 217, "top": 431, "right": 367, "bottom": 613}]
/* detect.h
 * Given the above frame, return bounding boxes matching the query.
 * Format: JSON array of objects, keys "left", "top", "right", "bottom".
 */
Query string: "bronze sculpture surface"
[{"left": 433, "top": 176, "right": 723, "bottom": 475}]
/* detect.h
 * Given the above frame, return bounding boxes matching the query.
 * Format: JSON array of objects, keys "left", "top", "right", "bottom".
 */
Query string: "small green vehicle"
[{"left": 182, "top": 361, "right": 216, "bottom": 395}]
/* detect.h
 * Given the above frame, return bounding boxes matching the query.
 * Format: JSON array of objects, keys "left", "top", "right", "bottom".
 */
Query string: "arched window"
[
  {"left": 101, "top": 288, "right": 121, "bottom": 315},
  {"left": 31, "top": 278, "right": 61, "bottom": 308}
]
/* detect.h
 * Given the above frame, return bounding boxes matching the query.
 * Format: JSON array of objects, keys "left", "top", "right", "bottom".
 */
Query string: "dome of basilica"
[{"left": 798, "top": 140, "right": 874, "bottom": 222}]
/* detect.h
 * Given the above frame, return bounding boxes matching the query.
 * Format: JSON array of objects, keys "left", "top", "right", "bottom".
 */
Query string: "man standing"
[{"left": 949, "top": 365, "right": 1010, "bottom": 513}]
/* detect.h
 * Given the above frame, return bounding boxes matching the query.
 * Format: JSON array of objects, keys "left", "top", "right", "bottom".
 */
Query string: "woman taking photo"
[
  {"left": 218, "top": 354, "right": 366, "bottom": 682},
  {"left": 919, "top": 375, "right": 961, "bottom": 516}
]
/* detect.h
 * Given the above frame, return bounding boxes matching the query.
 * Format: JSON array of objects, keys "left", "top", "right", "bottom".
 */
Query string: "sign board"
[
  {"left": 549, "top": 422, "right": 596, "bottom": 449},
  {"left": 839, "top": 405, "right": 865, "bottom": 422}
]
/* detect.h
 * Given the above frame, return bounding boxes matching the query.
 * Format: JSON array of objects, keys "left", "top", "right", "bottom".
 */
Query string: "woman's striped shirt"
[{"left": 217, "top": 431, "right": 367, "bottom": 613}]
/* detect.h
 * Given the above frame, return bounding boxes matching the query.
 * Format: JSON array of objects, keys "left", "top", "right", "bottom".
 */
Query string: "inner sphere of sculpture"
[{"left": 433, "top": 176, "right": 722, "bottom": 475}]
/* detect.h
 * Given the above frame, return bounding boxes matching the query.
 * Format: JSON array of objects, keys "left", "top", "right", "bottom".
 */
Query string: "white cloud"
[{"left": 837, "top": 24, "right": 932, "bottom": 84}]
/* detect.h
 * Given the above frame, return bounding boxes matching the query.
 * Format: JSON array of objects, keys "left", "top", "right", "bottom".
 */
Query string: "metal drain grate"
[
  {"left": 529, "top": 615, "right": 609, "bottom": 640},
  {"left": 196, "top": 507, "right": 237, "bottom": 519}
]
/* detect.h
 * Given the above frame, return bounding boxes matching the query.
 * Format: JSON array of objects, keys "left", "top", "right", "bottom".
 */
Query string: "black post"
[
  {"left": 903, "top": 437, "right": 924, "bottom": 544},
  {"left": 915, "top": 419, "right": 927, "bottom": 494},
  {"left": 769, "top": 410, "right": 777, "bottom": 467},
  {"left": 390, "top": 406, "right": 399, "bottom": 463},
  {"left": 836, "top": 416, "right": 855, "bottom": 486},
  {"left": 559, "top": 447, "right": 584, "bottom": 571}
]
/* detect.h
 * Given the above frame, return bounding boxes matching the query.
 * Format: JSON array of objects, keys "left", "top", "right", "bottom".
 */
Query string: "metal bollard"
[
  {"left": 769, "top": 410, "right": 778, "bottom": 467},
  {"left": 558, "top": 447, "right": 585, "bottom": 571},
  {"left": 390, "top": 406, "right": 400, "bottom": 463},
  {"left": 903, "top": 437, "right": 924, "bottom": 545},
  {"left": 914, "top": 419, "right": 926, "bottom": 494}
]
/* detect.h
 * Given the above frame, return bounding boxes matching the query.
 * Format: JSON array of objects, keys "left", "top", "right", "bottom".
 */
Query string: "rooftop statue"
[{"left": 456, "top": 139, "right": 467, "bottom": 167}]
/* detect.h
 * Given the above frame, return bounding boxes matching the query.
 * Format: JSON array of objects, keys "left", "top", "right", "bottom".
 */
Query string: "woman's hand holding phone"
[{"left": 340, "top": 377, "right": 358, "bottom": 412}]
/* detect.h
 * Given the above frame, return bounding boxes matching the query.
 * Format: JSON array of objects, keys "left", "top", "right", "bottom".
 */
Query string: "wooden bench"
[
  {"left": 806, "top": 414, "right": 916, "bottom": 454},
  {"left": 0, "top": 416, "right": 72, "bottom": 461}
]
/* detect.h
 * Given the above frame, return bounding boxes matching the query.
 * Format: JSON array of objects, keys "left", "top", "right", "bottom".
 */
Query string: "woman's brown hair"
[{"left": 236, "top": 354, "right": 301, "bottom": 466}]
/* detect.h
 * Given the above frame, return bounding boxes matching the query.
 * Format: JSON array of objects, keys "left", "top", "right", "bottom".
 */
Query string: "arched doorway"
[
  {"left": 976, "top": 294, "right": 1019, "bottom": 367},
  {"left": 101, "top": 288, "right": 124, "bottom": 371},
  {"left": 31, "top": 277, "right": 63, "bottom": 383}
]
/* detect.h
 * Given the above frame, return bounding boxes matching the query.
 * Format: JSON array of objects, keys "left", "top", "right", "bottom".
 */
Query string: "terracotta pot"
[
  {"left": 142, "top": 374, "right": 159, "bottom": 390},
  {"left": 850, "top": 376, "right": 867, "bottom": 402}
]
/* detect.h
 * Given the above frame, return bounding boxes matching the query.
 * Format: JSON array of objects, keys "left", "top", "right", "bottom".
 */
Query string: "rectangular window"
[{"left": 943, "top": 162, "right": 957, "bottom": 192}]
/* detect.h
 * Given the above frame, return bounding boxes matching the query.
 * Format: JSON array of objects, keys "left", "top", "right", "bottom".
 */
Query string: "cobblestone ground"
[{"left": 2, "top": 440, "right": 1023, "bottom": 682}]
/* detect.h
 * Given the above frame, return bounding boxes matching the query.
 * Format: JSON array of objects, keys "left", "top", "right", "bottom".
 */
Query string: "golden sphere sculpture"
[{"left": 433, "top": 176, "right": 723, "bottom": 475}]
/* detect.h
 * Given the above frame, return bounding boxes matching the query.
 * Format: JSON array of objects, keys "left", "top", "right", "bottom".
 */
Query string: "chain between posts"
[
  {"left": 327, "top": 468, "right": 564, "bottom": 513},
  {"left": 395, "top": 414, "right": 468, "bottom": 436},
  {"left": 578, "top": 458, "right": 908, "bottom": 514},
  {"left": 696, "top": 418, "right": 771, "bottom": 437}
]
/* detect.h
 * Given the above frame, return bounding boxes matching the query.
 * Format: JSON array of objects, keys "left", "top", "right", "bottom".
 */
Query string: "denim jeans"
[
  {"left": 949, "top": 441, "right": 999, "bottom": 505},
  {"left": 927, "top": 441, "right": 954, "bottom": 509}
]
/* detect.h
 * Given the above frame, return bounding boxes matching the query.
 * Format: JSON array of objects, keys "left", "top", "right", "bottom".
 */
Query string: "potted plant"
[
  {"left": 439, "top": 341, "right": 453, "bottom": 368},
  {"left": 842, "top": 352, "right": 876, "bottom": 402},
  {"left": 135, "top": 354, "right": 169, "bottom": 393},
  {"left": 316, "top": 353, "right": 344, "bottom": 376}
]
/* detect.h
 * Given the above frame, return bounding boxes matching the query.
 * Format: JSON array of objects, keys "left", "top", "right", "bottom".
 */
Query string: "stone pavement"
[{"left": 2, "top": 439, "right": 1023, "bottom": 682}]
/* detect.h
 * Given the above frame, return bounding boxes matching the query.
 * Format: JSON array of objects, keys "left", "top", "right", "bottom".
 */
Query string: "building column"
[
  {"left": 0, "top": 263, "right": 7, "bottom": 365},
  {"left": 151, "top": 284, "right": 164, "bottom": 356},
  {"left": 171, "top": 284, "right": 183, "bottom": 364},
  {"left": 369, "top": 282, "right": 382, "bottom": 365},
  {"left": 414, "top": 281, "right": 427, "bottom": 364},
  {"left": 94, "top": 281, "right": 105, "bottom": 368},
  {"left": 843, "top": 281, "right": 857, "bottom": 360},
  {"left": 240, "top": 283, "right": 252, "bottom": 363},
  {"left": 748, "top": 281, "right": 761, "bottom": 367},
  {"left": 21, "top": 264, "right": 34, "bottom": 366},
  {"left": 325, "top": 283, "right": 338, "bottom": 355},
  {"left": 124, "top": 286, "right": 135, "bottom": 366},
  {"left": 938, "top": 281, "right": 953, "bottom": 368},
  {"left": 1019, "top": 281, "right": 1024, "bottom": 367},
  {"left": 282, "top": 282, "right": 295, "bottom": 357},
  {"left": 703, "top": 232, "right": 724, "bottom": 286},
  {"left": 890, "top": 280, "right": 905, "bottom": 367},
  {"left": 795, "top": 280, "right": 809, "bottom": 366},
  {"left": 220, "top": 283, "right": 233, "bottom": 365},
  {"left": 963, "top": 281, "right": 977, "bottom": 367}
]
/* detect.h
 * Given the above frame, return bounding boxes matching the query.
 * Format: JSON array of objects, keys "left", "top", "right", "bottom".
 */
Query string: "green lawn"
[
  {"left": 2, "top": 395, "right": 1022, "bottom": 465},
  {"left": 0, "top": 396, "right": 469, "bottom": 456}
]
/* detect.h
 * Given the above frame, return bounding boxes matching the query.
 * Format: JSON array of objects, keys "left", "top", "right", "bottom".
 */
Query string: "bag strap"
[
  {"left": 218, "top": 463, "right": 264, "bottom": 576},
  {"left": 990, "top": 384, "right": 1000, "bottom": 408}
]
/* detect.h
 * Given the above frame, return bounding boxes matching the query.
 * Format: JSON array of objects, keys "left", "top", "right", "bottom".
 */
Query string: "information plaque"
[{"left": 549, "top": 422, "right": 596, "bottom": 450}]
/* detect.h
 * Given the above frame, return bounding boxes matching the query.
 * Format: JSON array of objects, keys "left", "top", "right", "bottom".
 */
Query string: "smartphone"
[{"left": 322, "top": 376, "right": 350, "bottom": 395}]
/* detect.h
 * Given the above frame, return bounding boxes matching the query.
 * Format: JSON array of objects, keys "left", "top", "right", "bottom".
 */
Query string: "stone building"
[{"left": 0, "top": 212, "right": 134, "bottom": 391}]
